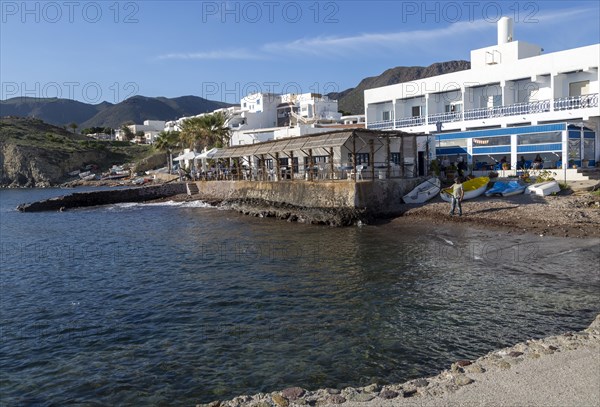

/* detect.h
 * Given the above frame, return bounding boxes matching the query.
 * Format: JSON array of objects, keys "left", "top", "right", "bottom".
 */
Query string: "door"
[{"left": 418, "top": 151, "right": 425, "bottom": 176}]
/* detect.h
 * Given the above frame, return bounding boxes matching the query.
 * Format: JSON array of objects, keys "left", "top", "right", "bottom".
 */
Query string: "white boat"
[
  {"left": 81, "top": 174, "right": 96, "bottom": 181},
  {"left": 68, "top": 170, "right": 80, "bottom": 176},
  {"left": 525, "top": 180, "right": 560, "bottom": 196},
  {"left": 79, "top": 171, "right": 92, "bottom": 179},
  {"left": 403, "top": 177, "right": 441, "bottom": 204},
  {"left": 440, "top": 177, "right": 490, "bottom": 202}
]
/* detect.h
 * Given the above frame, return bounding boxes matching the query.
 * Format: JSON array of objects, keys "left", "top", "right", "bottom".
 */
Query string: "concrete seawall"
[
  {"left": 192, "top": 178, "right": 423, "bottom": 218},
  {"left": 16, "top": 183, "right": 186, "bottom": 212},
  {"left": 16, "top": 179, "right": 423, "bottom": 224}
]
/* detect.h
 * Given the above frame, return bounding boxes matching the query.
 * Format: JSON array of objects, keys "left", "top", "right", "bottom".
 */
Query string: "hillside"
[
  {"left": 0, "top": 98, "right": 109, "bottom": 127},
  {"left": 330, "top": 60, "right": 471, "bottom": 114},
  {"left": 0, "top": 117, "right": 152, "bottom": 187},
  {"left": 80, "top": 95, "right": 232, "bottom": 128},
  {"left": 0, "top": 95, "right": 232, "bottom": 129}
]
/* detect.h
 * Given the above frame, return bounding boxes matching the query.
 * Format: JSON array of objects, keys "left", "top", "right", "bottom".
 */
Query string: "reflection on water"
[{"left": 0, "top": 189, "right": 598, "bottom": 405}]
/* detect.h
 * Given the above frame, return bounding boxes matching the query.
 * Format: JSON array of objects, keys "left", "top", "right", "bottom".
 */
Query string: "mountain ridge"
[
  {"left": 0, "top": 95, "right": 232, "bottom": 129},
  {"left": 0, "top": 60, "right": 471, "bottom": 126},
  {"left": 328, "top": 60, "right": 471, "bottom": 114}
]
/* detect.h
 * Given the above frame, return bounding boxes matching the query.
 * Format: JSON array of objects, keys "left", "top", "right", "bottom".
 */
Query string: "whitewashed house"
[{"left": 364, "top": 17, "right": 599, "bottom": 178}]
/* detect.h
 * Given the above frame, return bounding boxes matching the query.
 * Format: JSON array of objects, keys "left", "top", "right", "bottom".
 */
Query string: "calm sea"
[{"left": 1, "top": 188, "right": 598, "bottom": 406}]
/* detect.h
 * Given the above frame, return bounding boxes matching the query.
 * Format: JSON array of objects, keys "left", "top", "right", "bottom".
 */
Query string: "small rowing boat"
[
  {"left": 403, "top": 177, "right": 441, "bottom": 204},
  {"left": 485, "top": 180, "right": 526, "bottom": 197},
  {"left": 440, "top": 177, "right": 489, "bottom": 202},
  {"left": 525, "top": 180, "right": 560, "bottom": 196}
]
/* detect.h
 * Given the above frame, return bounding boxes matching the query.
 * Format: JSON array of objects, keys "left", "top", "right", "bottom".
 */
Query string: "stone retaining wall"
[{"left": 193, "top": 179, "right": 422, "bottom": 216}]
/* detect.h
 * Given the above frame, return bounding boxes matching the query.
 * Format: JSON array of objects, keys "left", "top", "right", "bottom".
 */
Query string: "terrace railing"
[
  {"left": 367, "top": 94, "right": 598, "bottom": 130},
  {"left": 554, "top": 93, "right": 599, "bottom": 111}
]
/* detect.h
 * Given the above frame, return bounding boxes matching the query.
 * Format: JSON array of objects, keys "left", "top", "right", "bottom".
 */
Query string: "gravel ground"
[
  {"left": 161, "top": 190, "right": 600, "bottom": 238},
  {"left": 393, "top": 192, "right": 600, "bottom": 239}
]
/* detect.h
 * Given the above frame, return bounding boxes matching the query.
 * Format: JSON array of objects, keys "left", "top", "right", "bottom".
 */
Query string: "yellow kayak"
[{"left": 440, "top": 177, "right": 490, "bottom": 202}]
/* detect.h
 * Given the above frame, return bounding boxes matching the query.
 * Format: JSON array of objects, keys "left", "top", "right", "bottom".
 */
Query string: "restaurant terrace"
[{"left": 194, "top": 129, "right": 426, "bottom": 182}]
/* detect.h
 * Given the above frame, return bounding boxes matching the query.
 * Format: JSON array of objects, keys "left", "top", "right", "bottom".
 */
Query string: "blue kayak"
[{"left": 485, "top": 180, "right": 526, "bottom": 197}]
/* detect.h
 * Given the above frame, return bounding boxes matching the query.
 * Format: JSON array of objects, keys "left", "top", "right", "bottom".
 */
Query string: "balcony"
[{"left": 367, "top": 93, "right": 599, "bottom": 130}]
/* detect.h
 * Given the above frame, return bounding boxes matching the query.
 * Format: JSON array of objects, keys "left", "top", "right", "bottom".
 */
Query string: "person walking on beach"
[{"left": 449, "top": 176, "right": 464, "bottom": 216}]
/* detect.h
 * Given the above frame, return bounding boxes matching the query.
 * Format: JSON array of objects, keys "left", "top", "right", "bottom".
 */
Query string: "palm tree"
[
  {"left": 179, "top": 112, "right": 231, "bottom": 150},
  {"left": 179, "top": 117, "right": 205, "bottom": 150},
  {"left": 154, "top": 131, "right": 180, "bottom": 173},
  {"left": 200, "top": 111, "right": 231, "bottom": 148},
  {"left": 120, "top": 124, "right": 134, "bottom": 141},
  {"left": 68, "top": 122, "right": 78, "bottom": 134}
]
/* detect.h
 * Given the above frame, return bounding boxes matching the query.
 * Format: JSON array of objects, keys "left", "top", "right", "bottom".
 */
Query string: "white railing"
[
  {"left": 554, "top": 93, "right": 599, "bottom": 111},
  {"left": 368, "top": 94, "right": 599, "bottom": 130},
  {"left": 395, "top": 116, "right": 425, "bottom": 127},
  {"left": 428, "top": 111, "right": 462, "bottom": 124},
  {"left": 367, "top": 120, "right": 394, "bottom": 130}
]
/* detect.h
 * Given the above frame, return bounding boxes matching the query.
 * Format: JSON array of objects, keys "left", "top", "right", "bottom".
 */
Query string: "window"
[
  {"left": 349, "top": 153, "right": 370, "bottom": 165},
  {"left": 390, "top": 153, "right": 401, "bottom": 164},
  {"left": 411, "top": 106, "right": 421, "bottom": 117},
  {"left": 243, "top": 102, "right": 247, "bottom": 108},
  {"left": 473, "top": 135, "right": 510, "bottom": 146},
  {"left": 445, "top": 103, "right": 462, "bottom": 113},
  {"left": 569, "top": 81, "right": 590, "bottom": 97},
  {"left": 518, "top": 132, "right": 561, "bottom": 145},
  {"left": 382, "top": 111, "right": 391, "bottom": 121},
  {"left": 439, "top": 138, "right": 467, "bottom": 148},
  {"left": 257, "top": 99, "right": 261, "bottom": 105}
]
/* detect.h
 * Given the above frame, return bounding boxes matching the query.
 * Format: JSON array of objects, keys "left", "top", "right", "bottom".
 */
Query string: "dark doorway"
[{"left": 418, "top": 151, "right": 425, "bottom": 176}]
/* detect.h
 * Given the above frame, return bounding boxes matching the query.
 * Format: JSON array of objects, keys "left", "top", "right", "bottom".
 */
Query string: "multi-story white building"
[
  {"left": 115, "top": 120, "right": 166, "bottom": 144},
  {"left": 166, "top": 92, "right": 341, "bottom": 146},
  {"left": 365, "top": 17, "right": 599, "bottom": 174}
]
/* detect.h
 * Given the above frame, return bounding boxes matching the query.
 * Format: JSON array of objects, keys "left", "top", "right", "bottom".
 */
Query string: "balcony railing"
[
  {"left": 367, "top": 93, "right": 598, "bottom": 130},
  {"left": 395, "top": 116, "right": 425, "bottom": 127},
  {"left": 554, "top": 93, "right": 599, "bottom": 111}
]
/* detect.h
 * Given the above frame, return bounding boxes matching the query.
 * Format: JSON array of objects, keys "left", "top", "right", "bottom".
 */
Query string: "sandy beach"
[{"left": 198, "top": 315, "right": 600, "bottom": 407}]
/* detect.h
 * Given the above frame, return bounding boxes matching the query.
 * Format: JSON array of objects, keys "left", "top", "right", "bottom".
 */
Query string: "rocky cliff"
[
  {"left": 0, "top": 142, "right": 105, "bottom": 187},
  {"left": 0, "top": 117, "right": 152, "bottom": 187}
]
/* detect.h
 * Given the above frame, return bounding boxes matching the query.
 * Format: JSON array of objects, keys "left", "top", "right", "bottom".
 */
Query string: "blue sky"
[{"left": 1, "top": 1, "right": 599, "bottom": 105}]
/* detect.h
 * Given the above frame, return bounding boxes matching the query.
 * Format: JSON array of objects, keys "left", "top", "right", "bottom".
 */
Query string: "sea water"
[{"left": 1, "top": 188, "right": 598, "bottom": 405}]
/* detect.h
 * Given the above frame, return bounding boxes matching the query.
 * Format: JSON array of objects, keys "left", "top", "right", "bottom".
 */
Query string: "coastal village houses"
[
  {"left": 364, "top": 17, "right": 599, "bottom": 181},
  {"left": 115, "top": 120, "right": 166, "bottom": 144},
  {"left": 165, "top": 92, "right": 350, "bottom": 145}
]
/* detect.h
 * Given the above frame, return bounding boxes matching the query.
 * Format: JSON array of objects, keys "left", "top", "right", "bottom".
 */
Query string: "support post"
[
  {"left": 386, "top": 136, "right": 391, "bottom": 179},
  {"left": 352, "top": 132, "right": 357, "bottom": 182},
  {"left": 329, "top": 147, "right": 334, "bottom": 180},
  {"left": 370, "top": 139, "right": 375, "bottom": 180},
  {"left": 308, "top": 148, "right": 314, "bottom": 181}
]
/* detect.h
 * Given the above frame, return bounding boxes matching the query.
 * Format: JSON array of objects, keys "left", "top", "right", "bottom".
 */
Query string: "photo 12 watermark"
[
  {"left": 400, "top": 1, "right": 539, "bottom": 24},
  {"left": 201, "top": 81, "right": 341, "bottom": 104},
  {"left": 392, "top": 80, "right": 541, "bottom": 104},
  {"left": 200, "top": 1, "right": 340, "bottom": 24},
  {"left": 1, "top": 81, "right": 140, "bottom": 104},
  {"left": 1, "top": 1, "right": 140, "bottom": 24}
]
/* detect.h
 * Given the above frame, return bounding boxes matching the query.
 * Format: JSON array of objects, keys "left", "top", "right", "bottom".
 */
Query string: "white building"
[
  {"left": 131, "top": 120, "right": 166, "bottom": 144},
  {"left": 229, "top": 92, "right": 342, "bottom": 145},
  {"left": 116, "top": 120, "right": 166, "bottom": 143},
  {"left": 364, "top": 17, "right": 599, "bottom": 175}
]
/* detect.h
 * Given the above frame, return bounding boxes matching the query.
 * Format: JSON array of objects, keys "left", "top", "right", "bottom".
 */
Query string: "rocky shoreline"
[
  {"left": 197, "top": 314, "right": 600, "bottom": 407},
  {"left": 159, "top": 189, "right": 600, "bottom": 236}
]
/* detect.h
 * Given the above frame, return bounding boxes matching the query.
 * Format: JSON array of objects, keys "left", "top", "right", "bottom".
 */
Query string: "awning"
[
  {"left": 194, "top": 147, "right": 221, "bottom": 159},
  {"left": 173, "top": 151, "right": 196, "bottom": 161},
  {"left": 208, "top": 129, "right": 413, "bottom": 159}
]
